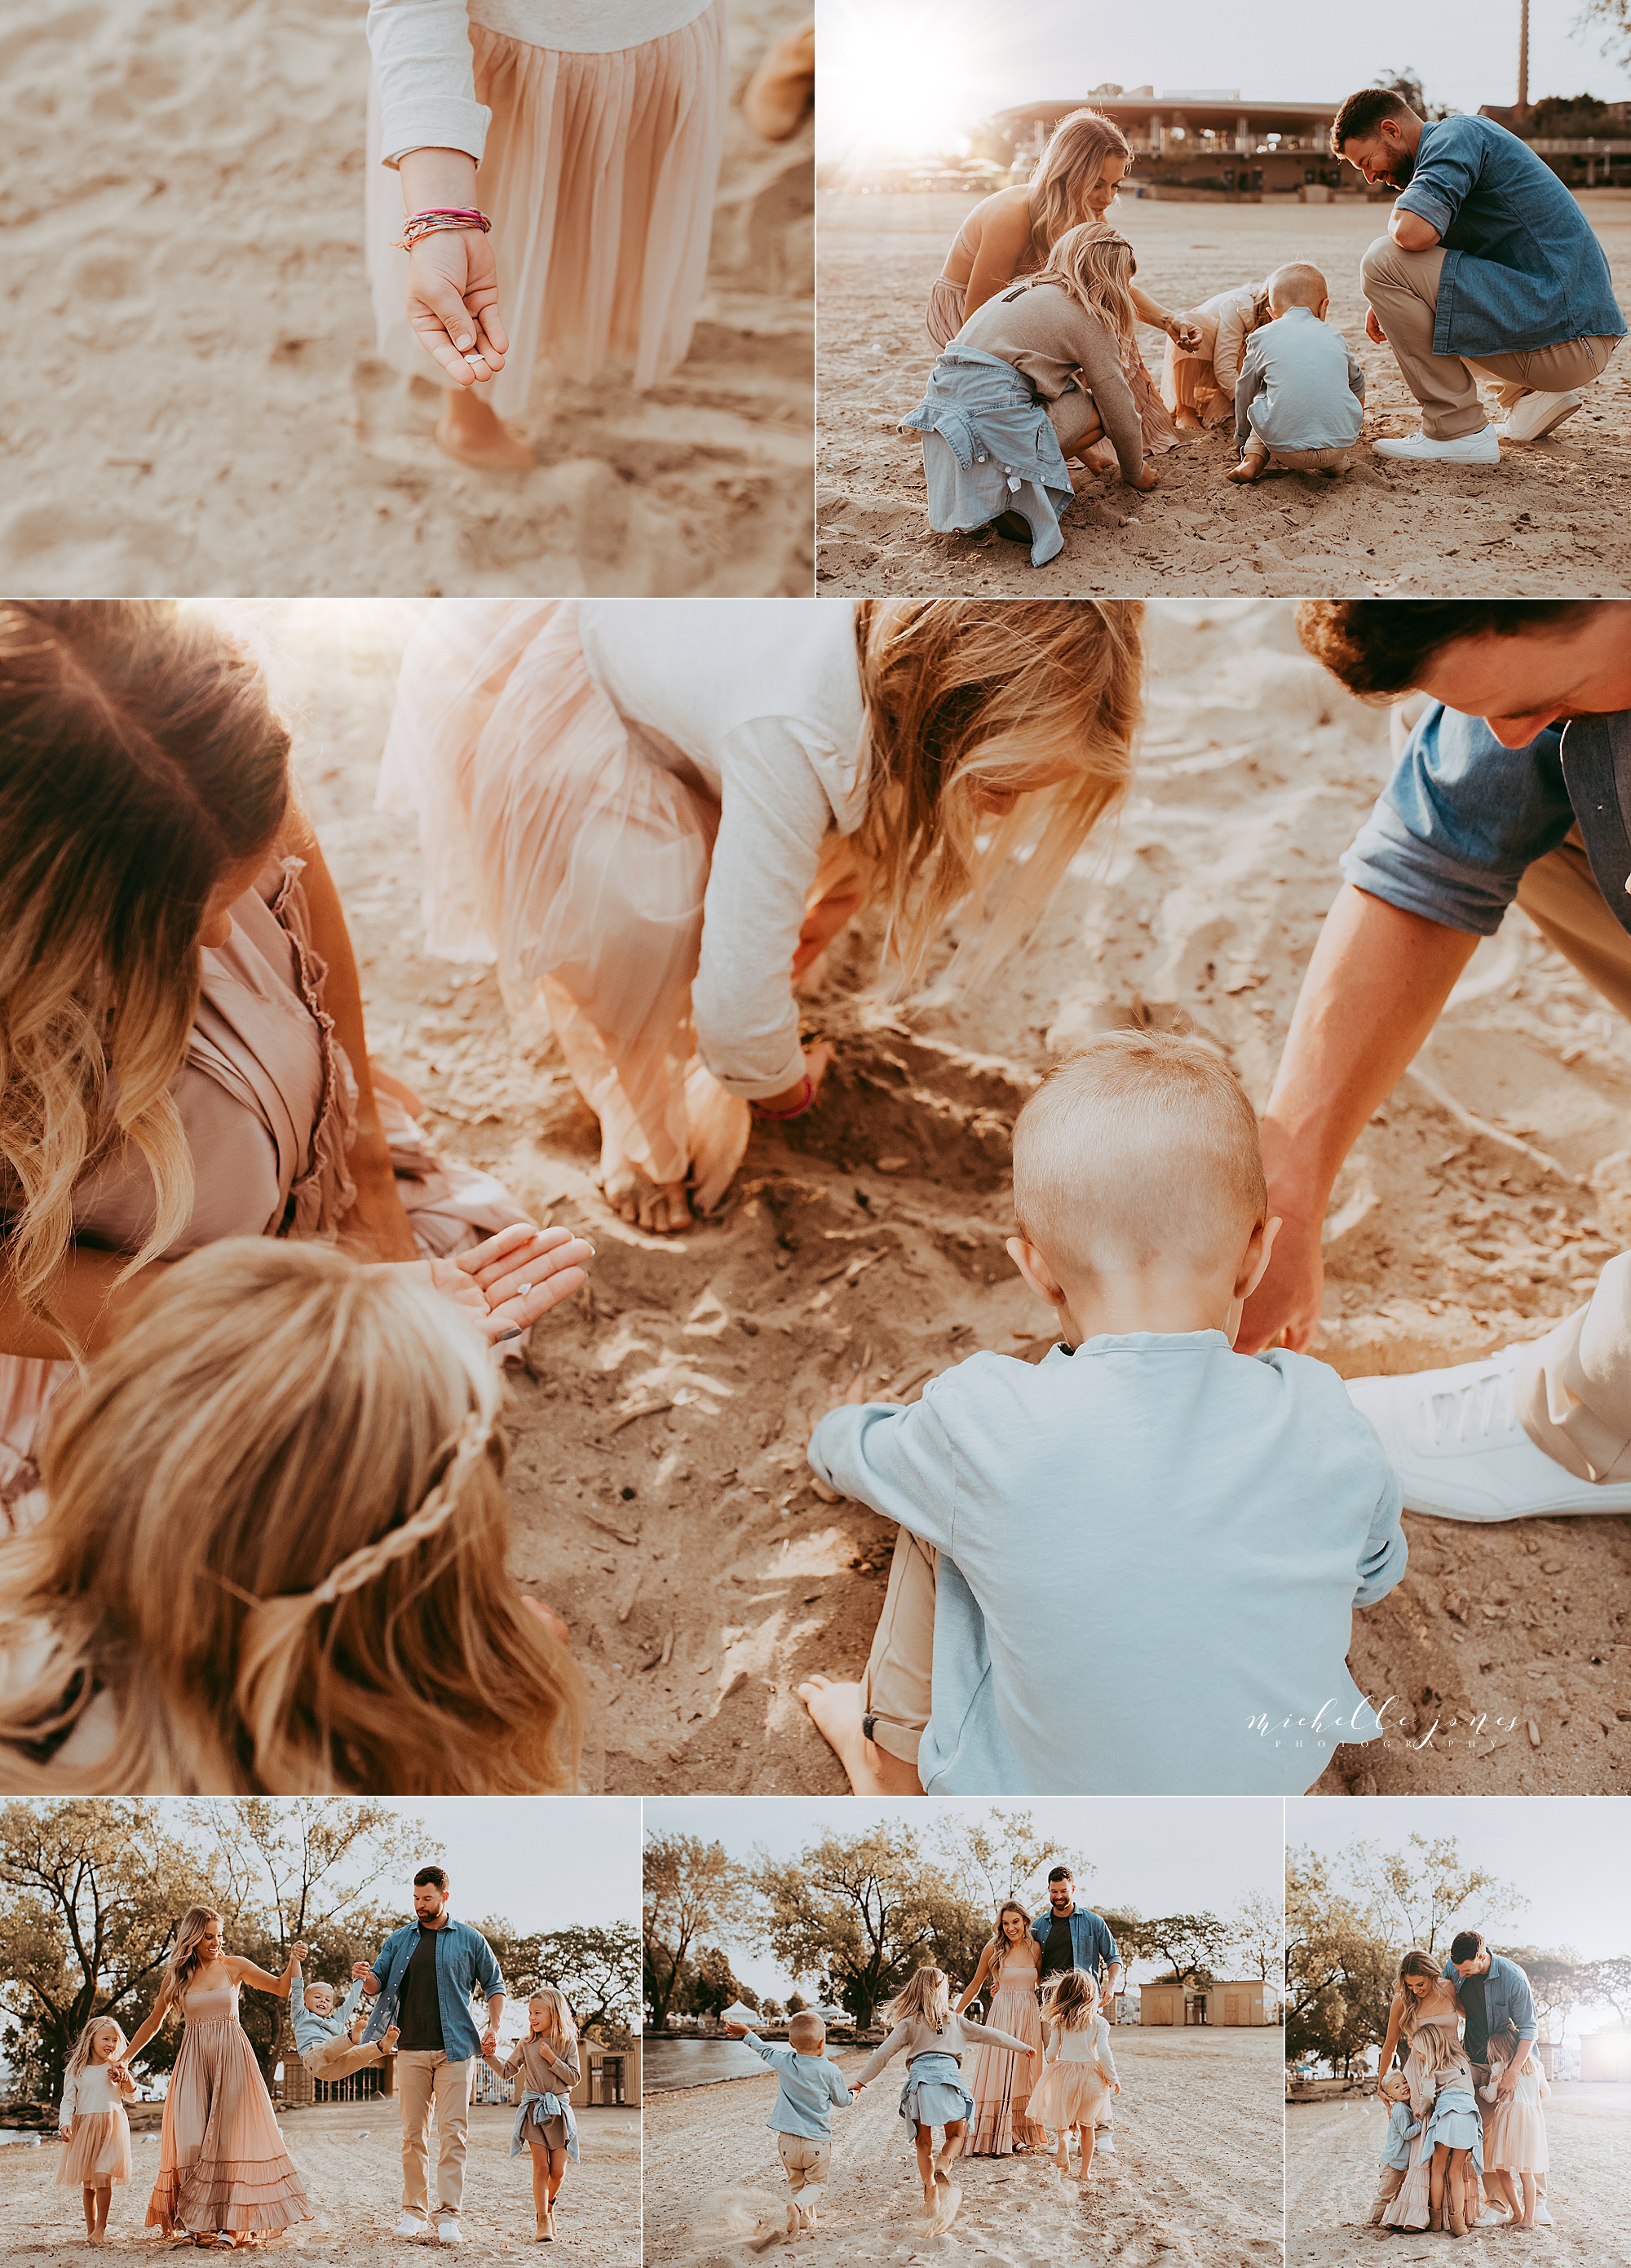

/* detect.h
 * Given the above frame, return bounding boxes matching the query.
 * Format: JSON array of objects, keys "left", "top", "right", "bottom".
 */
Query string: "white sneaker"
[
  {"left": 1372, "top": 426, "right": 1501, "bottom": 463},
  {"left": 436, "top": 2224, "right": 463, "bottom": 2246},
  {"left": 1532, "top": 2199, "right": 1554, "bottom": 2226},
  {"left": 1346, "top": 1344, "right": 1631, "bottom": 1521},
  {"left": 1494, "top": 388, "right": 1582, "bottom": 442},
  {"left": 1475, "top": 2207, "right": 1509, "bottom": 2226},
  {"left": 1096, "top": 2133, "right": 1116, "bottom": 2155},
  {"left": 395, "top": 2217, "right": 429, "bottom": 2239}
]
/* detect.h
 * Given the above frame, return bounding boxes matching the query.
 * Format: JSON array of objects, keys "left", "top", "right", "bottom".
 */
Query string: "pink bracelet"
[
  {"left": 750, "top": 1072, "right": 815, "bottom": 1121},
  {"left": 396, "top": 207, "right": 493, "bottom": 251}
]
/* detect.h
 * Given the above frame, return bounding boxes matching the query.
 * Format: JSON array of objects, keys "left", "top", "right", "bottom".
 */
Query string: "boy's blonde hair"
[
  {"left": 884, "top": 1968, "right": 951, "bottom": 2031},
  {"left": 1039, "top": 1970, "right": 1099, "bottom": 2033},
  {"left": 853, "top": 600, "right": 1143, "bottom": 988},
  {"left": 787, "top": 2012, "right": 827, "bottom": 2053},
  {"left": 65, "top": 2014, "right": 126, "bottom": 2078},
  {"left": 1024, "top": 223, "right": 1138, "bottom": 361},
  {"left": 1011, "top": 1030, "right": 1266, "bottom": 1283},
  {"left": 1378, "top": 2069, "right": 1412, "bottom": 2102},
  {"left": 0, "top": 1238, "right": 581, "bottom": 1793},
  {"left": 1266, "top": 263, "right": 1328, "bottom": 314},
  {"left": 1024, "top": 109, "right": 1131, "bottom": 267},
  {"left": 528, "top": 1987, "right": 578, "bottom": 2046}
]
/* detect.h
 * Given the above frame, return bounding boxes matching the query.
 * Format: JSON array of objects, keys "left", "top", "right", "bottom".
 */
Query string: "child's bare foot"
[
  {"left": 601, "top": 1158, "right": 693, "bottom": 1234},
  {"left": 1225, "top": 454, "right": 1266, "bottom": 484},
  {"left": 435, "top": 390, "right": 536, "bottom": 472},
  {"left": 796, "top": 1677, "right": 924, "bottom": 1795},
  {"left": 1174, "top": 407, "right": 1201, "bottom": 434},
  {"left": 383, "top": 2026, "right": 400, "bottom": 2053}
]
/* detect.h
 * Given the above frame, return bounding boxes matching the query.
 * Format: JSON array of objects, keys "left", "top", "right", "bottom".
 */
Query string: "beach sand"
[
  {"left": 1287, "top": 2085, "right": 1631, "bottom": 2265},
  {"left": 0, "top": 0, "right": 811, "bottom": 599},
  {"left": 241, "top": 595, "right": 1629, "bottom": 1800},
  {"left": 0, "top": 2103, "right": 640, "bottom": 2263},
  {"left": 815, "top": 190, "right": 1631, "bottom": 598},
  {"left": 643, "top": 2027, "right": 1282, "bottom": 2268}
]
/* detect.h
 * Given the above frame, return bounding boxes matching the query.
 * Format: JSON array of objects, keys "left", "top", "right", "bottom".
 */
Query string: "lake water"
[{"left": 643, "top": 2038, "right": 774, "bottom": 2091}]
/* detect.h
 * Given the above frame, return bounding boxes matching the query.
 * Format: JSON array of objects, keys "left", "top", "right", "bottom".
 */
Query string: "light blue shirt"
[
  {"left": 360, "top": 1919, "right": 504, "bottom": 2062},
  {"left": 290, "top": 1973, "right": 365, "bottom": 2057},
  {"left": 1440, "top": 1952, "right": 1538, "bottom": 2048},
  {"left": 1381, "top": 2096, "right": 1422, "bottom": 2171},
  {"left": 1030, "top": 1907, "right": 1119, "bottom": 1977},
  {"left": 1394, "top": 114, "right": 1625, "bottom": 357},
  {"left": 1234, "top": 306, "right": 1364, "bottom": 453},
  {"left": 807, "top": 1333, "right": 1406, "bottom": 1795},
  {"left": 743, "top": 2033, "right": 853, "bottom": 2139}
]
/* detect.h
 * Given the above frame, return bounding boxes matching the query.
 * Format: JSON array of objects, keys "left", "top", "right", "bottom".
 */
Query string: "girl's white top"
[
  {"left": 59, "top": 2063, "right": 134, "bottom": 2121},
  {"left": 576, "top": 599, "right": 870, "bottom": 1099},
  {"left": 1045, "top": 2012, "right": 1117, "bottom": 2076},
  {"left": 367, "top": 0, "right": 716, "bottom": 166}
]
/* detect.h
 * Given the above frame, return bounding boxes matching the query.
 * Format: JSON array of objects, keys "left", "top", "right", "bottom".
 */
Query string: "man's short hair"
[
  {"left": 1449, "top": 1930, "right": 1484, "bottom": 1965},
  {"left": 1012, "top": 1031, "right": 1266, "bottom": 1284},
  {"left": 1047, "top": 1866, "right": 1073, "bottom": 1885},
  {"left": 413, "top": 1865, "right": 450, "bottom": 1892},
  {"left": 787, "top": 2013, "right": 826, "bottom": 2052},
  {"left": 1267, "top": 263, "right": 1328, "bottom": 313},
  {"left": 1297, "top": 599, "right": 1602, "bottom": 700},
  {"left": 1330, "top": 87, "right": 1416, "bottom": 152}
]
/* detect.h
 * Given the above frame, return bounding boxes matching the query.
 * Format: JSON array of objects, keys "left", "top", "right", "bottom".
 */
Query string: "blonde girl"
[
  {"left": 122, "top": 1909, "right": 311, "bottom": 2244},
  {"left": 956, "top": 1903, "right": 1045, "bottom": 2155},
  {"left": 1028, "top": 1971, "right": 1119, "bottom": 2184},
  {"left": 56, "top": 2016, "right": 137, "bottom": 2244},
  {"left": 0, "top": 599, "right": 592, "bottom": 1525},
  {"left": 849, "top": 1967, "right": 1034, "bottom": 2223},
  {"left": 486, "top": 1987, "right": 581, "bottom": 2242},
  {"left": 379, "top": 598, "right": 1145, "bottom": 1234},
  {"left": 1482, "top": 2020, "right": 1549, "bottom": 2230},
  {"left": 926, "top": 110, "right": 1197, "bottom": 456},
  {"left": 1403, "top": 2018, "right": 1482, "bottom": 2238},
  {"left": 0, "top": 1238, "right": 582, "bottom": 1794},
  {"left": 1161, "top": 280, "right": 1273, "bottom": 433}
]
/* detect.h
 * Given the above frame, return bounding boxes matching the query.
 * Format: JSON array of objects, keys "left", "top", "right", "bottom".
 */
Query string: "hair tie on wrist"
[
  {"left": 750, "top": 1072, "right": 816, "bottom": 1122},
  {"left": 396, "top": 207, "right": 493, "bottom": 251}
]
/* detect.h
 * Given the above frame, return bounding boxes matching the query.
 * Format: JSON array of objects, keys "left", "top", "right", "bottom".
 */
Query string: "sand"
[
  {"left": 1287, "top": 2085, "right": 1631, "bottom": 2266},
  {"left": 815, "top": 189, "right": 1631, "bottom": 598},
  {"left": 228, "top": 595, "right": 1631, "bottom": 1800},
  {"left": 642, "top": 2027, "right": 1283, "bottom": 2268},
  {"left": 0, "top": 0, "right": 811, "bottom": 599},
  {"left": 0, "top": 2102, "right": 640, "bottom": 2263}
]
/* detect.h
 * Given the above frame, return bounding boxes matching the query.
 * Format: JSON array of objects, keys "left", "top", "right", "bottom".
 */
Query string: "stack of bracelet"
[
  {"left": 749, "top": 1072, "right": 815, "bottom": 1121},
  {"left": 396, "top": 207, "right": 493, "bottom": 253}
]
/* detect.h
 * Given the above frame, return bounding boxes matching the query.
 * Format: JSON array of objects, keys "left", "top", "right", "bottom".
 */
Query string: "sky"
[
  {"left": 816, "top": 0, "right": 1631, "bottom": 160},
  {"left": 645, "top": 1796, "right": 1282, "bottom": 2001},
  {"left": 1288, "top": 1797, "right": 1631, "bottom": 2039}
]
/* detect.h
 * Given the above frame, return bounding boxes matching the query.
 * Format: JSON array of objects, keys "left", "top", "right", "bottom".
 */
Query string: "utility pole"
[{"left": 1518, "top": 0, "right": 1530, "bottom": 115}]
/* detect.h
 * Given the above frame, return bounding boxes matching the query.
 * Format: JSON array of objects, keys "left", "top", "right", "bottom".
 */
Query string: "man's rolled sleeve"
[{"left": 1337, "top": 704, "right": 1574, "bottom": 935}]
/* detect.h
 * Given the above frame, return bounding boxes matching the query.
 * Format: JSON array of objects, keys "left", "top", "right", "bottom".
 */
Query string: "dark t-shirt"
[
  {"left": 1459, "top": 1971, "right": 1489, "bottom": 2062},
  {"left": 397, "top": 1925, "right": 445, "bottom": 2052},
  {"left": 1040, "top": 1913, "right": 1076, "bottom": 1978}
]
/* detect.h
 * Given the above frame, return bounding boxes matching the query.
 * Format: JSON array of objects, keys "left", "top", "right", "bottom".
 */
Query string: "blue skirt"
[
  {"left": 1425, "top": 2088, "right": 1483, "bottom": 2171},
  {"left": 899, "top": 2052, "right": 975, "bottom": 2133}
]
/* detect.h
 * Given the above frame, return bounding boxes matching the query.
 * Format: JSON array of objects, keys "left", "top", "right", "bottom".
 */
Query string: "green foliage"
[
  {"left": 477, "top": 1920, "right": 641, "bottom": 2046},
  {"left": 642, "top": 1836, "right": 752, "bottom": 2032},
  {"left": 1580, "top": 2, "right": 1631, "bottom": 65}
]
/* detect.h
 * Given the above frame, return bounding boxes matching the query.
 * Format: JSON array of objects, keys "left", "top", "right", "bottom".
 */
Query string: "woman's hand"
[
  {"left": 755, "top": 1041, "right": 835, "bottom": 1118},
  {"left": 1129, "top": 464, "right": 1160, "bottom": 493},
  {"left": 406, "top": 1222, "right": 594, "bottom": 1345},
  {"left": 405, "top": 229, "right": 509, "bottom": 387},
  {"left": 1165, "top": 313, "right": 1203, "bottom": 352}
]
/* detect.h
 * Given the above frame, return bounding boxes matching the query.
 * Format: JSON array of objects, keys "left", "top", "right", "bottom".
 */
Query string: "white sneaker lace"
[{"left": 1425, "top": 1361, "right": 1518, "bottom": 1451}]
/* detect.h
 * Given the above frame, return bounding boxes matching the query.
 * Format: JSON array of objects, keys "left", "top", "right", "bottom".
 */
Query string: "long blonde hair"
[
  {"left": 528, "top": 1987, "right": 578, "bottom": 2047},
  {"left": 884, "top": 1968, "right": 952, "bottom": 2031},
  {"left": 65, "top": 2014, "right": 126, "bottom": 2077},
  {"left": 0, "top": 1239, "right": 582, "bottom": 1793},
  {"left": 986, "top": 1901, "right": 1040, "bottom": 1970},
  {"left": 1040, "top": 1970, "right": 1099, "bottom": 2033},
  {"left": 1023, "top": 223, "right": 1138, "bottom": 363},
  {"left": 1395, "top": 1948, "right": 1443, "bottom": 2025},
  {"left": 0, "top": 602, "right": 290, "bottom": 1328},
  {"left": 162, "top": 1907, "right": 223, "bottom": 2004},
  {"left": 1024, "top": 109, "right": 1131, "bottom": 267},
  {"left": 1411, "top": 2019, "right": 1470, "bottom": 2085},
  {"left": 851, "top": 600, "right": 1143, "bottom": 986}
]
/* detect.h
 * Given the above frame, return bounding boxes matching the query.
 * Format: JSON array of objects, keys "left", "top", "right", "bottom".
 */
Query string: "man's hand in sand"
[
  {"left": 405, "top": 228, "right": 509, "bottom": 388},
  {"left": 1365, "top": 306, "right": 1387, "bottom": 347}
]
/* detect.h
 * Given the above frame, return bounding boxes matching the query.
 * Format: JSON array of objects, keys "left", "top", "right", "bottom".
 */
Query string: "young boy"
[
  {"left": 1368, "top": 2069, "right": 1421, "bottom": 2222},
  {"left": 723, "top": 2012, "right": 854, "bottom": 2235},
  {"left": 1226, "top": 262, "right": 1365, "bottom": 480},
  {"left": 797, "top": 1029, "right": 1406, "bottom": 1797},
  {"left": 290, "top": 1958, "right": 400, "bottom": 2084}
]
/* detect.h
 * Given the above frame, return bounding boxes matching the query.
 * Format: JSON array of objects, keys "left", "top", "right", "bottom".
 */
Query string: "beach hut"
[
  {"left": 1196, "top": 1980, "right": 1274, "bottom": 2027},
  {"left": 572, "top": 2038, "right": 642, "bottom": 2109}
]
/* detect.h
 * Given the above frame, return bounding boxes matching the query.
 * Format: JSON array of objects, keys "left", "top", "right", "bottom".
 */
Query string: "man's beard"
[{"left": 1382, "top": 147, "right": 1416, "bottom": 188}]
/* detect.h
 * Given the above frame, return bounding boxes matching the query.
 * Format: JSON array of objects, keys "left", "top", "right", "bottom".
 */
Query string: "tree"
[
  {"left": 1285, "top": 1849, "right": 1399, "bottom": 2078},
  {"left": 930, "top": 1809, "right": 1094, "bottom": 1922},
  {"left": 1583, "top": 1955, "right": 1631, "bottom": 2026},
  {"left": 1345, "top": 1834, "right": 1524, "bottom": 1960},
  {"left": 753, "top": 1824, "right": 979, "bottom": 2027},
  {"left": 1374, "top": 69, "right": 1428, "bottom": 113},
  {"left": 643, "top": 1837, "right": 751, "bottom": 2033},
  {"left": 762, "top": 1999, "right": 785, "bottom": 2023},
  {"left": 1502, "top": 1947, "right": 1584, "bottom": 2046},
  {"left": 1580, "top": 1, "right": 1631, "bottom": 67},
  {"left": 1139, "top": 1914, "right": 1230, "bottom": 1992},
  {"left": 1227, "top": 1890, "right": 1285, "bottom": 1990},
  {"left": 0, "top": 1800, "right": 203, "bottom": 2099},
  {"left": 686, "top": 1948, "right": 756, "bottom": 2023},
  {"left": 486, "top": 1922, "right": 640, "bottom": 2046}
]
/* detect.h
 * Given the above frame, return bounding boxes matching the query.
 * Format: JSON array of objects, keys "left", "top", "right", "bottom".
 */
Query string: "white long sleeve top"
[
  {"left": 1044, "top": 2014, "right": 1117, "bottom": 2077},
  {"left": 366, "top": 0, "right": 716, "bottom": 166},
  {"left": 59, "top": 2062, "right": 135, "bottom": 2124}
]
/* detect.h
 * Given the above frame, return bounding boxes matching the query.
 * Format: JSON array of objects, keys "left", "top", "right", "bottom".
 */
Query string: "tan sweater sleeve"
[
  {"left": 855, "top": 2022, "right": 912, "bottom": 2087},
  {"left": 1065, "top": 309, "right": 1145, "bottom": 484}
]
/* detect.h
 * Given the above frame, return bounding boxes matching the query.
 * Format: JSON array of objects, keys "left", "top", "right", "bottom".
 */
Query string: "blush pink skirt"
[
  {"left": 56, "top": 2110, "right": 132, "bottom": 2188},
  {"left": 366, "top": 3, "right": 729, "bottom": 413}
]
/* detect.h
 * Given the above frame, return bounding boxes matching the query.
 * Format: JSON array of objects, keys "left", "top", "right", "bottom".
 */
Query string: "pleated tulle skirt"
[
  {"left": 1483, "top": 2099, "right": 1548, "bottom": 2174},
  {"left": 366, "top": 3, "right": 728, "bottom": 412},
  {"left": 966, "top": 1984, "right": 1044, "bottom": 2155},
  {"left": 146, "top": 2021, "right": 311, "bottom": 2235},
  {"left": 1028, "top": 2058, "right": 1112, "bottom": 2132},
  {"left": 56, "top": 2110, "right": 132, "bottom": 2187}
]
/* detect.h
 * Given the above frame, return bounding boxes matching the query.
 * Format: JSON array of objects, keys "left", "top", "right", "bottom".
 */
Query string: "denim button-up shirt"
[
  {"left": 899, "top": 348, "right": 1075, "bottom": 567},
  {"left": 1029, "top": 1906, "right": 1120, "bottom": 1978},
  {"left": 1341, "top": 701, "right": 1631, "bottom": 938},
  {"left": 1440, "top": 1952, "right": 1537, "bottom": 2046},
  {"left": 1394, "top": 115, "right": 1626, "bottom": 357},
  {"left": 360, "top": 1918, "right": 504, "bottom": 2061}
]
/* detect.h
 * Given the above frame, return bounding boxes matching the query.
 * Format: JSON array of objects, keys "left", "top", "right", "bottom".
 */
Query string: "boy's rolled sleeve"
[
  {"left": 807, "top": 1397, "right": 958, "bottom": 1553},
  {"left": 1354, "top": 1461, "right": 1408, "bottom": 1609}
]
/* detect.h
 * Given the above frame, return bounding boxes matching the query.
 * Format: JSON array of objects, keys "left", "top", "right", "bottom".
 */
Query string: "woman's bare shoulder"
[{"left": 962, "top": 185, "right": 1031, "bottom": 245}]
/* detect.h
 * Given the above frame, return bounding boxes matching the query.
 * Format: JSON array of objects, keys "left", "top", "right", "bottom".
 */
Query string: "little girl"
[
  {"left": 0, "top": 1238, "right": 581, "bottom": 1794},
  {"left": 1160, "top": 280, "right": 1271, "bottom": 433},
  {"left": 55, "top": 2018, "right": 137, "bottom": 2244},
  {"left": 902, "top": 225, "right": 1157, "bottom": 569},
  {"left": 1482, "top": 2022, "right": 1549, "bottom": 2230},
  {"left": 1400, "top": 2020, "right": 1483, "bottom": 2237},
  {"left": 1027, "top": 1971, "right": 1119, "bottom": 2185},
  {"left": 849, "top": 1968, "right": 1034, "bottom": 2225},
  {"left": 485, "top": 1989, "right": 581, "bottom": 2243}
]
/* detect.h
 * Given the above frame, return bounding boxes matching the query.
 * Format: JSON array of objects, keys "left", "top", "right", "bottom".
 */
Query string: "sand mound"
[{"left": 816, "top": 191, "right": 1631, "bottom": 598}]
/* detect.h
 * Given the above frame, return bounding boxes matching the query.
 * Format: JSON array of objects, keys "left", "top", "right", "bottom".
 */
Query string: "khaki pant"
[
  {"left": 397, "top": 2051, "right": 472, "bottom": 2223},
  {"left": 303, "top": 2032, "right": 391, "bottom": 2083},
  {"left": 777, "top": 2134, "right": 831, "bottom": 2191},
  {"left": 1241, "top": 437, "right": 1353, "bottom": 473},
  {"left": 1368, "top": 2162, "right": 1407, "bottom": 2222},
  {"left": 1359, "top": 236, "right": 1619, "bottom": 438},
  {"left": 860, "top": 1527, "right": 939, "bottom": 1763}
]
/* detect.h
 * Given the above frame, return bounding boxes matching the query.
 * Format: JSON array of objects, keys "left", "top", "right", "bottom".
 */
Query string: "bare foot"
[
  {"left": 382, "top": 2026, "right": 400, "bottom": 2053},
  {"left": 1224, "top": 456, "right": 1266, "bottom": 484},
  {"left": 1174, "top": 406, "right": 1201, "bottom": 434},
  {"left": 602, "top": 1161, "right": 693, "bottom": 1234},
  {"left": 435, "top": 391, "right": 536, "bottom": 471},
  {"left": 796, "top": 1677, "right": 923, "bottom": 1794}
]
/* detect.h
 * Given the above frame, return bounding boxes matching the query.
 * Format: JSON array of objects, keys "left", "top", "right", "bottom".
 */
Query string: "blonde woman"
[
  {"left": 0, "top": 601, "right": 593, "bottom": 1524},
  {"left": 955, "top": 1903, "right": 1045, "bottom": 2155},
  {"left": 484, "top": 1987, "right": 581, "bottom": 2241},
  {"left": 55, "top": 2016, "right": 137, "bottom": 2244},
  {"left": 122, "top": 1908, "right": 311, "bottom": 2244},
  {"left": 379, "top": 597, "right": 1144, "bottom": 1231},
  {"left": 1375, "top": 1949, "right": 1464, "bottom": 2085},
  {"left": 925, "top": 109, "right": 1198, "bottom": 458},
  {"left": 0, "top": 1238, "right": 581, "bottom": 1793},
  {"left": 849, "top": 1968, "right": 1032, "bottom": 2222}
]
